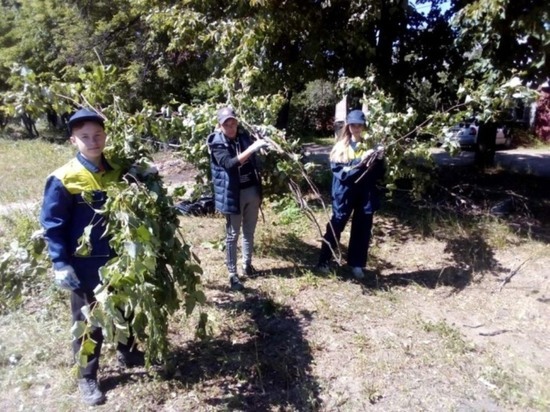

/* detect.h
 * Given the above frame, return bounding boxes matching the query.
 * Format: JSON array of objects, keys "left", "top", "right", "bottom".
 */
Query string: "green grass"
[
  {"left": 482, "top": 362, "right": 550, "bottom": 410},
  {"left": 296, "top": 133, "right": 334, "bottom": 146},
  {"left": 308, "top": 136, "right": 334, "bottom": 146},
  {"left": 0, "top": 138, "right": 74, "bottom": 204},
  {"left": 418, "top": 319, "right": 473, "bottom": 355}
]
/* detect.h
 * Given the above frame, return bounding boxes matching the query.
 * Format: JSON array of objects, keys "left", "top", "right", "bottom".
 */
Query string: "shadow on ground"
[
  {"left": 101, "top": 370, "right": 149, "bottom": 394},
  {"left": 359, "top": 267, "right": 473, "bottom": 294},
  {"left": 261, "top": 231, "right": 321, "bottom": 269},
  {"left": 165, "top": 290, "right": 321, "bottom": 410},
  {"left": 323, "top": 263, "right": 474, "bottom": 296},
  {"left": 260, "top": 223, "right": 509, "bottom": 295}
]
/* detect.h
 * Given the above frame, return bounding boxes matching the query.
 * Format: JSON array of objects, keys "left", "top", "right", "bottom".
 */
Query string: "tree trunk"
[{"left": 474, "top": 122, "right": 497, "bottom": 168}]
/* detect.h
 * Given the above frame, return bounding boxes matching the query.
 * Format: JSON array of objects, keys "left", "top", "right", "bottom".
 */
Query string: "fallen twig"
[
  {"left": 479, "top": 329, "right": 511, "bottom": 337},
  {"left": 498, "top": 257, "right": 531, "bottom": 292}
]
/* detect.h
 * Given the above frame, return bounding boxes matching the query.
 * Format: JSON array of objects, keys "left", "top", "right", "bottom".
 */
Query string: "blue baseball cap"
[
  {"left": 346, "top": 110, "right": 366, "bottom": 125},
  {"left": 68, "top": 109, "right": 104, "bottom": 133}
]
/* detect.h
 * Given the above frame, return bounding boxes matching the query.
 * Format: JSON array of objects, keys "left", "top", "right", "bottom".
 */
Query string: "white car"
[
  {"left": 444, "top": 120, "right": 478, "bottom": 149},
  {"left": 443, "top": 120, "right": 512, "bottom": 150},
  {"left": 495, "top": 126, "right": 512, "bottom": 147}
]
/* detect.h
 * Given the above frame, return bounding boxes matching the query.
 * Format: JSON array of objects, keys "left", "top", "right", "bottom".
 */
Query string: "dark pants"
[
  {"left": 71, "top": 289, "right": 135, "bottom": 379},
  {"left": 318, "top": 210, "right": 374, "bottom": 268},
  {"left": 475, "top": 123, "right": 497, "bottom": 168}
]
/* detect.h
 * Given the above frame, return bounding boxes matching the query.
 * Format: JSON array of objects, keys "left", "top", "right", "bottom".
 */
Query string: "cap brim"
[
  {"left": 219, "top": 115, "right": 237, "bottom": 124},
  {"left": 69, "top": 115, "right": 105, "bottom": 126}
]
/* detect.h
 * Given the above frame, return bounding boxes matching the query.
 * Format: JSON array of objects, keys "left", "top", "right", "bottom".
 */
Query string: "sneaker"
[
  {"left": 229, "top": 275, "right": 244, "bottom": 291},
  {"left": 117, "top": 349, "right": 145, "bottom": 368},
  {"left": 78, "top": 377, "right": 105, "bottom": 406},
  {"left": 242, "top": 264, "right": 258, "bottom": 278},
  {"left": 351, "top": 267, "right": 365, "bottom": 279},
  {"left": 315, "top": 263, "right": 330, "bottom": 274}
]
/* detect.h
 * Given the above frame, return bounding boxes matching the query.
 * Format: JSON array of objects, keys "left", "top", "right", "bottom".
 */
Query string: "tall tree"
[
  {"left": 453, "top": 0, "right": 549, "bottom": 85},
  {"left": 1, "top": 0, "right": 546, "bottom": 123}
]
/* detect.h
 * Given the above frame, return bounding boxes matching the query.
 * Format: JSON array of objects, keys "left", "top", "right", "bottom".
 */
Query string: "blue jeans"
[{"left": 225, "top": 185, "right": 261, "bottom": 276}]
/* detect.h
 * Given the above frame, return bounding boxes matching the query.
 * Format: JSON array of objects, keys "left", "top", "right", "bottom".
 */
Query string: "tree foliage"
[
  {"left": 454, "top": 0, "right": 549, "bottom": 84},
  {"left": 0, "top": 232, "right": 48, "bottom": 314},
  {"left": 2, "top": 0, "right": 546, "bottom": 117}
]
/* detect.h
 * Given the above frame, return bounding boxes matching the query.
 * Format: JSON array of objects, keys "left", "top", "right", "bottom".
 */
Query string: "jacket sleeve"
[
  {"left": 40, "top": 175, "right": 73, "bottom": 269},
  {"left": 211, "top": 144, "right": 240, "bottom": 170}
]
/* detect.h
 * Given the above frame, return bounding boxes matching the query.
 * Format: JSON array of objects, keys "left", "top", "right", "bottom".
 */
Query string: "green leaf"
[
  {"left": 185, "top": 294, "right": 196, "bottom": 315},
  {"left": 71, "top": 321, "right": 87, "bottom": 339},
  {"left": 81, "top": 338, "right": 97, "bottom": 356},
  {"left": 75, "top": 225, "right": 93, "bottom": 256},
  {"left": 124, "top": 241, "right": 139, "bottom": 259},
  {"left": 194, "top": 290, "right": 207, "bottom": 305},
  {"left": 78, "top": 353, "right": 88, "bottom": 368},
  {"left": 136, "top": 225, "right": 151, "bottom": 242}
]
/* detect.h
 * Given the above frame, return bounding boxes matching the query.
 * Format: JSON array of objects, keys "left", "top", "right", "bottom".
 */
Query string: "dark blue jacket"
[
  {"left": 206, "top": 130, "right": 261, "bottom": 214},
  {"left": 40, "top": 153, "right": 121, "bottom": 291},
  {"left": 331, "top": 156, "right": 384, "bottom": 218}
]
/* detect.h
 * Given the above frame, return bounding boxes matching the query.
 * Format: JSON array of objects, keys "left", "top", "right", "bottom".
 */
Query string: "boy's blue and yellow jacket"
[{"left": 40, "top": 152, "right": 121, "bottom": 291}]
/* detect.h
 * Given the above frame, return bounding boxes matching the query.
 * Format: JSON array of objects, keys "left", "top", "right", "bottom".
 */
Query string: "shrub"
[
  {"left": 288, "top": 80, "right": 338, "bottom": 137},
  {"left": 0, "top": 223, "right": 48, "bottom": 314}
]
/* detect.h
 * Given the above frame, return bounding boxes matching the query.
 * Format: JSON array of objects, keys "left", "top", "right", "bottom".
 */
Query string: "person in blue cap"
[
  {"left": 40, "top": 108, "right": 144, "bottom": 406},
  {"left": 206, "top": 107, "right": 269, "bottom": 291},
  {"left": 316, "top": 109, "right": 385, "bottom": 279}
]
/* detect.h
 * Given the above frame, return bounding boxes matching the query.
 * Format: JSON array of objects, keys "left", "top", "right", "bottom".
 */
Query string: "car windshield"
[{"left": 457, "top": 118, "right": 478, "bottom": 127}]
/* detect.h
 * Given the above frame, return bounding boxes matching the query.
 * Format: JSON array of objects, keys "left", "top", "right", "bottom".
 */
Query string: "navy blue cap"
[
  {"left": 346, "top": 110, "right": 366, "bottom": 125},
  {"left": 68, "top": 109, "right": 104, "bottom": 133}
]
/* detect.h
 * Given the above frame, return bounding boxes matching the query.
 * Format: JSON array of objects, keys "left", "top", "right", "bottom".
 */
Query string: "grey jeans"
[{"left": 225, "top": 185, "right": 261, "bottom": 276}]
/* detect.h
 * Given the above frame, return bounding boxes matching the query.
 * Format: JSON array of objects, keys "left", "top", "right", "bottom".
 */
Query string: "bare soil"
[{"left": 0, "top": 153, "right": 549, "bottom": 411}]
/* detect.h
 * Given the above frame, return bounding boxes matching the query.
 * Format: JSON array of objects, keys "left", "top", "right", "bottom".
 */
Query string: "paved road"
[
  {"left": 430, "top": 148, "right": 550, "bottom": 178},
  {"left": 304, "top": 143, "right": 550, "bottom": 179}
]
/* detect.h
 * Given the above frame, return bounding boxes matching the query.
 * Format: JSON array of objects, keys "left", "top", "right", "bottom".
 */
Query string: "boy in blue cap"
[{"left": 40, "top": 108, "right": 144, "bottom": 406}]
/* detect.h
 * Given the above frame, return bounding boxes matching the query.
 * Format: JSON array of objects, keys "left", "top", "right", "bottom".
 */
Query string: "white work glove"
[
  {"left": 375, "top": 144, "right": 385, "bottom": 159},
  {"left": 54, "top": 265, "right": 80, "bottom": 291},
  {"left": 361, "top": 149, "right": 375, "bottom": 161},
  {"left": 127, "top": 162, "right": 158, "bottom": 182},
  {"left": 249, "top": 139, "right": 270, "bottom": 153},
  {"left": 141, "top": 165, "right": 159, "bottom": 177}
]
